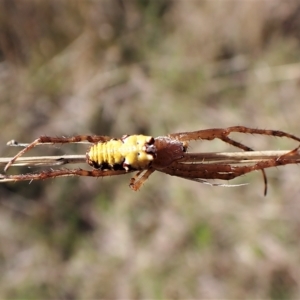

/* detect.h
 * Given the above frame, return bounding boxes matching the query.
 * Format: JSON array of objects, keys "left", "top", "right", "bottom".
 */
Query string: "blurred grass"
[{"left": 1, "top": 0, "right": 300, "bottom": 298}]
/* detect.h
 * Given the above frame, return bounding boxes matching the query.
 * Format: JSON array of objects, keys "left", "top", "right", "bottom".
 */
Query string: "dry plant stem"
[
  {"left": 0, "top": 155, "right": 86, "bottom": 168},
  {"left": 3, "top": 127, "right": 300, "bottom": 195},
  {"left": 180, "top": 150, "right": 300, "bottom": 163},
  {"left": 1, "top": 148, "right": 299, "bottom": 187},
  {"left": 1, "top": 150, "right": 300, "bottom": 169}
]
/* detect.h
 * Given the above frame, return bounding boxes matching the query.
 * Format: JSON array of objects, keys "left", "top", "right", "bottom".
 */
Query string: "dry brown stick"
[
  {"left": 0, "top": 155, "right": 86, "bottom": 168},
  {"left": 0, "top": 150, "right": 299, "bottom": 169}
]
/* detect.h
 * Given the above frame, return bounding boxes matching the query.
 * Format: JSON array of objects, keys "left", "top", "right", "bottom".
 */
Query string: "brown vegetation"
[{"left": 1, "top": 1, "right": 300, "bottom": 298}]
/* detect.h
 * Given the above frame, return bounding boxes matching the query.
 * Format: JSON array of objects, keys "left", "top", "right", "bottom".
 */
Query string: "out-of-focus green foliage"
[{"left": 1, "top": 1, "right": 300, "bottom": 298}]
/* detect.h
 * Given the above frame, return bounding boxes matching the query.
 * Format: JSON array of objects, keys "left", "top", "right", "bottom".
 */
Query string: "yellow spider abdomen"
[
  {"left": 88, "top": 139, "right": 123, "bottom": 168},
  {"left": 87, "top": 135, "right": 156, "bottom": 171}
]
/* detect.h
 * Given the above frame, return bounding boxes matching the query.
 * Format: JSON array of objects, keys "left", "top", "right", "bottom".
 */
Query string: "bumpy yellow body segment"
[{"left": 87, "top": 135, "right": 155, "bottom": 170}]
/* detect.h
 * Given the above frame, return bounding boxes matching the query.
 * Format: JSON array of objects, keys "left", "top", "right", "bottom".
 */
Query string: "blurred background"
[{"left": 1, "top": 0, "right": 300, "bottom": 298}]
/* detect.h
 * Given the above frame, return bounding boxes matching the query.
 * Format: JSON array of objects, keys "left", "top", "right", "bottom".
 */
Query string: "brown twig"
[{"left": 0, "top": 150, "right": 299, "bottom": 169}]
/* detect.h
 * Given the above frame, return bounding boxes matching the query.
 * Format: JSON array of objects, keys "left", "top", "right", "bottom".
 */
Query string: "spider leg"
[
  {"left": 4, "top": 135, "right": 112, "bottom": 172},
  {"left": 161, "top": 153, "right": 298, "bottom": 195},
  {"left": 0, "top": 168, "right": 131, "bottom": 183},
  {"left": 169, "top": 126, "right": 300, "bottom": 195},
  {"left": 170, "top": 127, "right": 271, "bottom": 194},
  {"left": 162, "top": 162, "right": 263, "bottom": 180},
  {"left": 169, "top": 126, "right": 300, "bottom": 144},
  {"left": 219, "top": 135, "right": 268, "bottom": 194},
  {"left": 129, "top": 167, "right": 155, "bottom": 191}
]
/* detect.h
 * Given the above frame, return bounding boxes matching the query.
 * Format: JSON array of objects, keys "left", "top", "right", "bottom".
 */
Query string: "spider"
[{"left": 2, "top": 126, "right": 300, "bottom": 195}]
